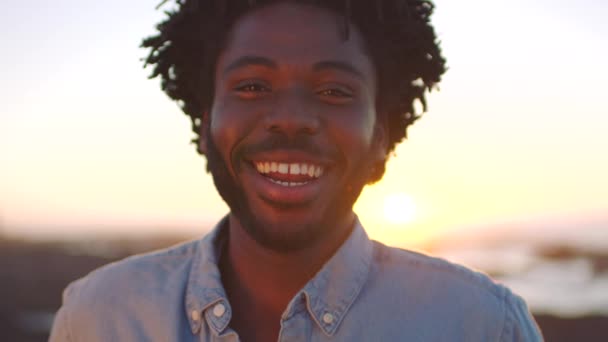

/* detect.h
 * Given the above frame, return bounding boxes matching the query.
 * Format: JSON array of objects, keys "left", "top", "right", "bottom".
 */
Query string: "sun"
[{"left": 383, "top": 193, "right": 416, "bottom": 224}]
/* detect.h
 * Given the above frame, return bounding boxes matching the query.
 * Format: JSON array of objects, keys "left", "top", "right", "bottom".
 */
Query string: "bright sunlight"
[{"left": 383, "top": 193, "right": 416, "bottom": 225}]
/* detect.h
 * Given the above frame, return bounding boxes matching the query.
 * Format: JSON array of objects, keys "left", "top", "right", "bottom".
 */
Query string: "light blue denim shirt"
[{"left": 50, "top": 217, "right": 543, "bottom": 341}]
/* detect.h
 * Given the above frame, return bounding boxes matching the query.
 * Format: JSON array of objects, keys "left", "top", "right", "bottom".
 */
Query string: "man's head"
[{"left": 142, "top": 0, "right": 445, "bottom": 251}]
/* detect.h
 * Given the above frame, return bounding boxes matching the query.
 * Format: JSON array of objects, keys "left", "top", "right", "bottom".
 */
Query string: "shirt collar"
[
  {"left": 300, "top": 218, "right": 373, "bottom": 336},
  {"left": 185, "top": 216, "right": 231, "bottom": 335},
  {"left": 185, "top": 216, "right": 373, "bottom": 336}
]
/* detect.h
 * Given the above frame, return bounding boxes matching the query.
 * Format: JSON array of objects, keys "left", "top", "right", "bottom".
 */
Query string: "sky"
[{"left": 1, "top": 0, "right": 607, "bottom": 247}]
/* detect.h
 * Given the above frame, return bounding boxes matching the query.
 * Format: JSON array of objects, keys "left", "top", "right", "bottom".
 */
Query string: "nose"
[{"left": 263, "top": 87, "right": 320, "bottom": 136}]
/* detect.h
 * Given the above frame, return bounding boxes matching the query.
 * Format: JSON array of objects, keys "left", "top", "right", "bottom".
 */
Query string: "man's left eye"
[{"left": 318, "top": 88, "right": 353, "bottom": 98}]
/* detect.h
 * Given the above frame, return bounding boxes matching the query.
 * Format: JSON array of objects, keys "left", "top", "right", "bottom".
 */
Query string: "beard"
[{"left": 204, "top": 129, "right": 377, "bottom": 253}]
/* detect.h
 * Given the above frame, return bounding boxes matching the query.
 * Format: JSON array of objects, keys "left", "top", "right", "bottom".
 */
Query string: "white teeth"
[
  {"left": 308, "top": 166, "right": 315, "bottom": 177},
  {"left": 255, "top": 163, "right": 264, "bottom": 173},
  {"left": 269, "top": 179, "right": 309, "bottom": 187},
  {"left": 278, "top": 163, "right": 289, "bottom": 174},
  {"left": 289, "top": 163, "right": 300, "bottom": 175},
  {"left": 255, "top": 161, "right": 325, "bottom": 178},
  {"left": 314, "top": 166, "right": 322, "bottom": 177}
]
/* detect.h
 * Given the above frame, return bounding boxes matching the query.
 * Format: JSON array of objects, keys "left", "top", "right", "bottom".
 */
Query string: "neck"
[{"left": 221, "top": 213, "right": 355, "bottom": 314}]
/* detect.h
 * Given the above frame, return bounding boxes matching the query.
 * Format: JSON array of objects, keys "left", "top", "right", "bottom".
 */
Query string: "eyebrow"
[
  {"left": 222, "top": 55, "right": 365, "bottom": 80},
  {"left": 312, "top": 60, "right": 365, "bottom": 80},
  {"left": 222, "top": 56, "right": 277, "bottom": 76}
]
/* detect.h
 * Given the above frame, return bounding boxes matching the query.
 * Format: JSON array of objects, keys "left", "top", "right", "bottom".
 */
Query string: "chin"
[{"left": 236, "top": 207, "right": 336, "bottom": 253}]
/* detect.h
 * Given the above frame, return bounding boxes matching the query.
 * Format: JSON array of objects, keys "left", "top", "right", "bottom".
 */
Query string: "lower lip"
[{"left": 244, "top": 163, "right": 326, "bottom": 205}]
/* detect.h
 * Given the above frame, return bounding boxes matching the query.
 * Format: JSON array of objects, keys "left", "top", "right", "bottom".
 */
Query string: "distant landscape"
[{"left": 1, "top": 232, "right": 607, "bottom": 342}]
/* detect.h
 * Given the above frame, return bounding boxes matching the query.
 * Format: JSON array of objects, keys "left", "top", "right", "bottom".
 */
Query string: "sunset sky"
[{"left": 1, "top": 0, "right": 606, "bottom": 247}]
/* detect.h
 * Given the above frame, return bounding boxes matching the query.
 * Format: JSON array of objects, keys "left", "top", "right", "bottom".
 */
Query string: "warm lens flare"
[{"left": 383, "top": 193, "right": 416, "bottom": 224}]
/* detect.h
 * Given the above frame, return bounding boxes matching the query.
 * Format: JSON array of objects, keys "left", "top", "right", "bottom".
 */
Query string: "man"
[{"left": 50, "top": 0, "right": 542, "bottom": 341}]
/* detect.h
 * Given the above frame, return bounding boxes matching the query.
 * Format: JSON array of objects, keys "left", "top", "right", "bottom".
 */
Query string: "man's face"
[{"left": 201, "top": 2, "right": 386, "bottom": 251}]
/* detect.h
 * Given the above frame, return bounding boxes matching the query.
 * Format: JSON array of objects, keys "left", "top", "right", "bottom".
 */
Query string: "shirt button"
[
  {"left": 322, "top": 313, "right": 334, "bottom": 324},
  {"left": 191, "top": 310, "right": 201, "bottom": 321},
  {"left": 213, "top": 303, "right": 226, "bottom": 317}
]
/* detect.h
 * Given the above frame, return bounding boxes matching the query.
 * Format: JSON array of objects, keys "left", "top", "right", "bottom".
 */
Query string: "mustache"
[{"left": 235, "top": 134, "right": 343, "bottom": 163}]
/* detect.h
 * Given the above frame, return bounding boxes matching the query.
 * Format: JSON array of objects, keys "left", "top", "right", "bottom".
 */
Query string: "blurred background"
[{"left": 1, "top": 0, "right": 607, "bottom": 340}]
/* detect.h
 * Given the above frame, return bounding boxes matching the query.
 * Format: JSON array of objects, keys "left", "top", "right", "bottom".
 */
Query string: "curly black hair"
[{"left": 142, "top": 0, "right": 446, "bottom": 166}]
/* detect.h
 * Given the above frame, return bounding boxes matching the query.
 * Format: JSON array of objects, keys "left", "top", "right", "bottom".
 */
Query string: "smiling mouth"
[{"left": 254, "top": 161, "right": 325, "bottom": 187}]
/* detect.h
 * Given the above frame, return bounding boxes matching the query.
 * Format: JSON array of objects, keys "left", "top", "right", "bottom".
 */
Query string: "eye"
[
  {"left": 233, "top": 81, "right": 270, "bottom": 93},
  {"left": 317, "top": 86, "right": 354, "bottom": 104},
  {"left": 318, "top": 88, "right": 352, "bottom": 98}
]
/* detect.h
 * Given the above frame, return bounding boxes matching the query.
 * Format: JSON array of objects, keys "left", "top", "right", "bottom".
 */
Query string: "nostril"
[
  {"left": 299, "top": 125, "right": 318, "bottom": 135},
  {"left": 263, "top": 111, "right": 320, "bottom": 135},
  {"left": 265, "top": 122, "right": 283, "bottom": 133}
]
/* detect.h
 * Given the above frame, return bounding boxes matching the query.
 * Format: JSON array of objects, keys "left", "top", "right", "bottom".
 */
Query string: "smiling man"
[{"left": 50, "top": 1, "right": 542, "bottom": 341}]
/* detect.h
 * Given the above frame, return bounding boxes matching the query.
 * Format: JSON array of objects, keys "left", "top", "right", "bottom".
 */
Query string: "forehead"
[{"left": 217, "top": 2, "right": 374, "bottom": 77}]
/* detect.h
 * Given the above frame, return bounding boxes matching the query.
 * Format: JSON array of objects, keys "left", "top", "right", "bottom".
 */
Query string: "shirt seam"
[{"left": 497, "top": 291, "right": 512, "bottom": 342}]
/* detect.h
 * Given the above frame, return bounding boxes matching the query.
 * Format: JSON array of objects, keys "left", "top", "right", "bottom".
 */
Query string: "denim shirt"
[{"left": 50, "top": 217, "right": 543, "bottom": 341}]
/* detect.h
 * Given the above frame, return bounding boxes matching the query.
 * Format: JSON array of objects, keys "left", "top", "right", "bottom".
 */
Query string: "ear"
[
  {"left": 197, "top": 112, "right": 210, "bottom": 155},
  {"left": 366, "top": 117, "right": 389, "bottom": 185},
  {"left": 372, "top": 117, "right": 389, "bottom": 162}
]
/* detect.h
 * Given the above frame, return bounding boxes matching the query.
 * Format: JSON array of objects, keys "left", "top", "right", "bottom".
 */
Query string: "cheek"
[
  {"left": 209, "top": 98, "right": 258, "bottom": 155},
  {"left": 329, "top": 107, "right": 377, "bottom": 150},
  {"left": 208, "top": 100, "right": 246, "bottom": 170}
]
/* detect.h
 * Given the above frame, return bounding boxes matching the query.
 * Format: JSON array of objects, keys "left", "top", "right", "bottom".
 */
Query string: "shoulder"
[
  {"left": 361, "top": 241, "right": 543, "bottom": 340},
  {"left": 67, "top": 238, "right": 200, "bottom": 301},
  {"left": 50, "top": 239, "right": 201, "bottom": 339},
  {"left": 370, "top": 240, "right": 509, "bottom": 302},
  {"left": 373, "top": 241, "right": 510, "bottom": 300}
]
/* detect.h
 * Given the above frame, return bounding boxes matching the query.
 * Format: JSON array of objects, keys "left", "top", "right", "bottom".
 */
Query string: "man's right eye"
[{"left": 233, "top": 82, "right": 270, "bottom": 93}]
